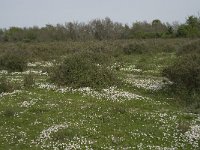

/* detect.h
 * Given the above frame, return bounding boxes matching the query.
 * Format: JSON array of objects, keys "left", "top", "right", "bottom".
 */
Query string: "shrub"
[
  {"left": 0, "top": 49, "right": 28, "bottom": 72},
  {"left": 0, "top": 76, "right": 14, "bottom": 94},
  {"left": 50, "top": 52, "right": 119, "bottom": 88},
  {"left": 123, "top": 43, "right": 147, "bottom": 55},
  {"left": 73, "top": 50, "right": 114, "bottom": 65},
  {"left": 162, "top": 53, "right": 200, "bottom": 92},
  {"left": 177, "top": 40, "right": 200, "bottom": 55},
  {"left": 23, "top": 73, "right": 35, "bottom": 89},
  {"left": 163, "top": 41, "right": 200, "bottom": 109}
]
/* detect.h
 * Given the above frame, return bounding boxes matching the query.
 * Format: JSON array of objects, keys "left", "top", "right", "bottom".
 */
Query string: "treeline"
[{"left": 0, "top": 16, "right": 200, "bottom": 42}]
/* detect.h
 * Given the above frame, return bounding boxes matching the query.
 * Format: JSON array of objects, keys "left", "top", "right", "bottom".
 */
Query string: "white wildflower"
[{"left": 185, "top": 125, "right": 200, "bottom": 148}]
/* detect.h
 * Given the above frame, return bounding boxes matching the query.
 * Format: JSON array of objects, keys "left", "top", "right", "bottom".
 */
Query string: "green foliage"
[
  {"left": 162, "top": 41, "right": 200, "bottom": 109},
  {"left": 0, "top": 76, "right": 14, "bottom": 94},
  {"left": 23, "top": 73, "right": 35, "bottom": 89},
  {"left": 0, "top": 50, "right": 28, "bottom": 72},
  {"left": 187, "top": 16, "right": 199, "bottom": 27},
  {"left": 177, "top": 40, "right": 200, "bottom": 55},
  {"left": 0, "top": 18, "right": 126, "bottom": 42},
  {"left": 177, "top": 16, "right": 200, "bottom": 37},
  {"left": 0, "top": 29, "right": 4, "bottom": 42},
  {"left": 152, "top": 19, "right": 168, "bottom": 35},
  {"left": 123, "top": 43, "right": 147, "bottom": 55},
  {"left": 162, "top": 40, "right": 200, "bottom": 108},
  {"left": 50, "top": 51, "right": 120, "bottom": 88},
  {"left": 130, "top": 20, "right": 169, "bottom": 38},
  {"left": 163, "top": 54, "right": 200, "bottom": 91},
  {"left": 162, "top": 41, "right": 200, "bottom": 94},
  {"left": 0, "top": 15, "right": 199, "bottom": 42},
  {"left": 177, "top": 25, "right": 188, "bottom": 37}
]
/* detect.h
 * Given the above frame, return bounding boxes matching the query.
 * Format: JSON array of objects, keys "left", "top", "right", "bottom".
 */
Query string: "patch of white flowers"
[
  {"left": 11, "top": 70, "right": 48, "bottom": 76},
  {"left": 36, "top": 83, "right": 57, "bottom": 90},
  {"left": 125, "top": 74, "right": 172, "bottom": 91},
  {"left": 0, "top": 90, "right": 22, "bottom": 98},
  {"left": 0, "top": 70, "right": 8, "bottom": 75},
  {"left": 185, "top": 125, "right": 200, "bottom": 148},
  {"left": 27, "top": 61, "right": 54, "bottom": 67},
  {"left": 36, "top": 83, "right": 148, "bottom": 102},
  {"left": 64, "top": 136, "right": 95, "bottom": 150},
  {"left": 184, "top": 115, "right": 200, "bottom": 148},
  {"left": 34, "top": 122, "right": 69, "bottom": 148},
  {"left": 21, "top": 99, "right": 37, "bottom": 108},
  {"left": 33, "top": 122, "right": 95, "bottom": 149},
  {"left": 109, "top": 63, "right": 142, "bottom": 73},
  {"left": 120, "top": 65, "right": 142, "bottom": 72},
  {"left": 101, "top": 87, "right": 147, "bottom": 101}
]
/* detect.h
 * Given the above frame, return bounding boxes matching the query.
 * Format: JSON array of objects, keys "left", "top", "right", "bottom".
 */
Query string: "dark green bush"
[
  {"left": 163, "top": 53, "right": 200, "bottom": 92},
  {"left": 50, "top": 52, "right": 119, "bottom": 88},
  {"left": 123, "top": 43, "right": 147, "bottom": 55},
  {"left": 0, "top": 50, "right": 28, "bottom": 72},
  {"left": 23, "top": 73, "right": 35, "bottom": 89},
  {"left": 0, "top": 76, "right": 14, "bottom": 94},
  {"left": 163, "top": 41, "right": 200, "bottom": 110}
]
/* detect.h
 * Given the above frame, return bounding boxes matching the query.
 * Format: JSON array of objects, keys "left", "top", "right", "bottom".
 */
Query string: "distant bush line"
[{"left": 0, "top": 16, "right": 200, "bottom": 42}]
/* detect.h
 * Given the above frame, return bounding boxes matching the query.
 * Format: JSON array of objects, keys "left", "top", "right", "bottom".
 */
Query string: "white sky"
[{"left": 0, "top": 0, "right": 200, "bottom": 28}]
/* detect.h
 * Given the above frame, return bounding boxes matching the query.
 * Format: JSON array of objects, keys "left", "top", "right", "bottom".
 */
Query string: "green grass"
[{"left": 0, "top": 88, "right": 196, "bottom": 149}]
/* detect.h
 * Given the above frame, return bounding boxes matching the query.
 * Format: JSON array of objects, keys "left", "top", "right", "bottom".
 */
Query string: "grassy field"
[{"left": 0, "top": 39, "right": 200, "bottom": 149}]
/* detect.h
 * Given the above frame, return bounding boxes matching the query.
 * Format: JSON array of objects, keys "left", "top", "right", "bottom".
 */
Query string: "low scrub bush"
[
  {"left": 0, "top": 50, "right": 28, "bottom": 72},
  {"left": 177, "top": 40, "right": 200, "bottom": 55},
  {"left": 0, "top": 76, "right": 14, "bottom": 94},
  {"left": 73, "top": 50, "right": 114, "bottom": 65},
  {"left": 163, "top": 54, "right": 200, "bottom": 92},
  {"left": 163, "top": 41, "right": 200, "bottom": 110},
  {"left": 50, "top": 52, "right": 119, "bottom": 88},
  {"left": 123, "top": 43, "right": 147, "bottom": 55}
]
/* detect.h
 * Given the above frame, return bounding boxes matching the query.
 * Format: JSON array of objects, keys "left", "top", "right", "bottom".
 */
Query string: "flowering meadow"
[{"left": 0, "top": 40, "right": 200, "bottom": 150}]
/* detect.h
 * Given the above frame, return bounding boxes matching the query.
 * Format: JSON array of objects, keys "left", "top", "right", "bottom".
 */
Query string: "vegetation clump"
[
  {"left": 177, "top": 40, "right": 200, "bottom": 55},
  {"left": 50, "top": 51, "right": 120, "bottom": 89},
  {"left": 0, "top": 50, "right": 28, "bottom": 72},
  {"left": 163, "top": 54, "right": 200, "bottom": 92},
  {"left": 0, "top": 76, "right": 14, "bottom": 94},
  {"left": 123, "top": 43, "right": 147, "bottom": 55},
  {"left": 163, "top": 41, "right": 200, "bottom": 107}
]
